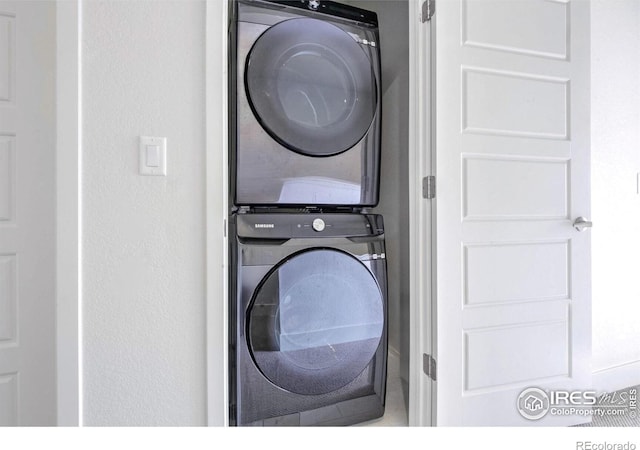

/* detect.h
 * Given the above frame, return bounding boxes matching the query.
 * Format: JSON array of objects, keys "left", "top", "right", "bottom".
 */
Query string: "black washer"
[{"left": 247, "top": 248, "right": 384, "bottom": 395}]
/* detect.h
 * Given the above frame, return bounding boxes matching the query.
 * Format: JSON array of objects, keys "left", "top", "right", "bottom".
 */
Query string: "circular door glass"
[
  {"left": 245, "top": 18, "right": 377, "bottom": 157},
  {"left": 247, "top": 249, "right": 384, "bottom": 395}
]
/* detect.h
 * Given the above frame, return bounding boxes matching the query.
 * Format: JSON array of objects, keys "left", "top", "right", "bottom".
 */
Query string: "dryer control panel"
[{"left": 260, "top": 0, "right": 379, "bottom": 27}]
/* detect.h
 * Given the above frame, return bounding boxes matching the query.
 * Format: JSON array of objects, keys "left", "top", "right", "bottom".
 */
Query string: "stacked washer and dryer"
[{"left": 229, "top": 0, "right": 388, "bottom": 426}]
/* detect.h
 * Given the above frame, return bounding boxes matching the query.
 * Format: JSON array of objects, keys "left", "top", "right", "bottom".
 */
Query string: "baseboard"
[{"left": 592, "top": 360, "right": 640, "bottom": 394}]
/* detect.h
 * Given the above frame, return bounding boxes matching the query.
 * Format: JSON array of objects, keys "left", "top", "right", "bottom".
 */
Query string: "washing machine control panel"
[{"left": 236, "top": 213, "right": 384, "bottom": 239}]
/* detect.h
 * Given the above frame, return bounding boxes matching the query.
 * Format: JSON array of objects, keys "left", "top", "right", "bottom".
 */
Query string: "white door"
[
  {"left": 0, "top": 0, "right": 56, "bottom": 425},
  {"left": 434, "top": 0, "right": 591, "bottom": 425}
]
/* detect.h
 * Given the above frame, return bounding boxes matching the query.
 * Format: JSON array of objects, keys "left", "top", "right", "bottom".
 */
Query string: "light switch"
[
  {"left": 139, "top": 136, "right": 167, "bottom": 176},
  {"left": 146, "top": 145, "right": 160, "bottom": 167}
]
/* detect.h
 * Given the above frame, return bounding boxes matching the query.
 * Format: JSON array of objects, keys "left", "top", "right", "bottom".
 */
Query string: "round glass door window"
[
  {"left": 245, "top": 18, "right": 377, "bottom": 157},
  {"left": 247, "top": 249, "right": 384, "bottom": 395}
]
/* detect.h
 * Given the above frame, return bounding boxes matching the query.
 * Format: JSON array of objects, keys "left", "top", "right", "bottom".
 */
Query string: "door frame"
[
  {"left": 205, "top": 0, "right": 229, "bottom": 427},
  {"left": 205, "top": 0, "right": 434, "bottom": 426},
  {"left": 56, "top": 0, "right": 82, "bottom": 426},
  {"left": 407, "top": 0, "right": 435, "bottom": 427}
]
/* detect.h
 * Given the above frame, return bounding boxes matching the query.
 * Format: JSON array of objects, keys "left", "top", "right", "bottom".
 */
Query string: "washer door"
[
  {"left": 247, "top": 249, "right": 384, "bottom": 395},
  {"left": 245, "top": 18, "right": 377, "bottom": 157}
]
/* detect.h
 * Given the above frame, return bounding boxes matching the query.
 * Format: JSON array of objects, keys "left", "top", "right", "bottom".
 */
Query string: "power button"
[{"left": 312, "top": 218, "right": 325, "bottom": 232}]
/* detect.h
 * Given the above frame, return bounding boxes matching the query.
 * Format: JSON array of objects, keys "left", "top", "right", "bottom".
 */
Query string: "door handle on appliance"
[{"left": 573, "top": 217, "right": 593, "bottom": 232}]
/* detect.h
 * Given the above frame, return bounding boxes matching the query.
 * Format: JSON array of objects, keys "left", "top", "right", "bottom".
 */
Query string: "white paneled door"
[
  {"left": 434, "top": 0, "right": 591, "bottom": 425},
  {"left": 0, "top": 1, "right": 56, "bottom": 425}
]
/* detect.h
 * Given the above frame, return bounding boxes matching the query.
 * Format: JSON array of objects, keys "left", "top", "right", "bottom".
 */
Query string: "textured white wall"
[
  {"left": 82, "top": 0, "right": 207, "bottom": 425},
  {"left": 591, "top": 0, "right": 640, "bottom": 383}
]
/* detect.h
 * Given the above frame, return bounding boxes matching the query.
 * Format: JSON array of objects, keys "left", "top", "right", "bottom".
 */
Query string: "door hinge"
[
  {"left": 423, "top": 353, "right": 437, "bottom": 381},
  {"left": 421, "top": 0, "right": 435, "bottom": 22},
  {"left": 422, "top": 175, "right": 436, "bottom": 199}
]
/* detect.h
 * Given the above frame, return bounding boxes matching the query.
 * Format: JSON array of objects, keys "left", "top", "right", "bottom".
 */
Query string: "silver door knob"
[{"left": 573, "top": 217, "right": 593, "bottom": 232}]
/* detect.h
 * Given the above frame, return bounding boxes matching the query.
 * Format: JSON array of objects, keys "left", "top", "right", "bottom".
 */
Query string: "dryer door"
[
  {"left": 245, "top": 18, "right": 378, "bottom": 157},
  {"left": 247, "top": 249, "right": 384, "bottom": 395}
]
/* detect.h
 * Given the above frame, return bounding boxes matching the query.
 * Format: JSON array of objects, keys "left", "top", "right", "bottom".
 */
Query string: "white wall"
[
  {"left": 82, "top": 0, "right": 207, "bottom": 425},
  {"left": 591, "top": 0, "right": 640, "bottom": 391}
]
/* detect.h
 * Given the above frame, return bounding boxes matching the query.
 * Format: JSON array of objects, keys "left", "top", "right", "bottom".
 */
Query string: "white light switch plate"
[{"left": 139, "top": 136, "right": 167, "bottom": 176}]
